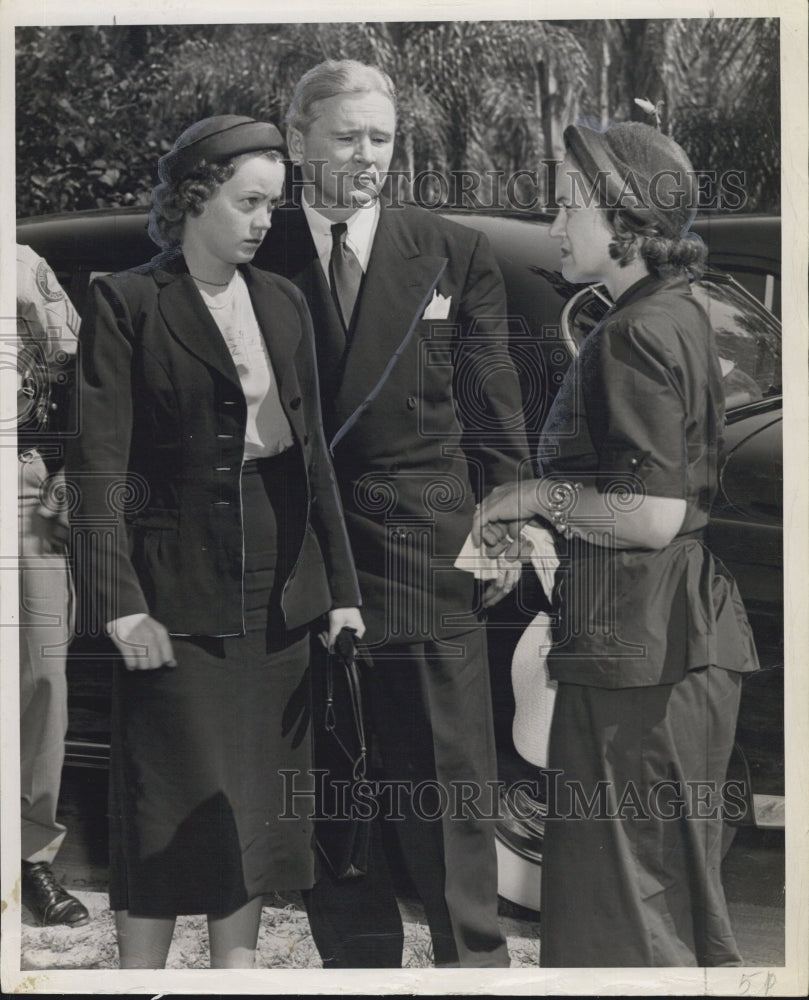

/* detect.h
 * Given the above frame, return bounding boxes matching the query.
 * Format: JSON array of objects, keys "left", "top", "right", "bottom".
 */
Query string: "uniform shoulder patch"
[{"left": 35, "top": 259, "right": 65, "bottom": 302}]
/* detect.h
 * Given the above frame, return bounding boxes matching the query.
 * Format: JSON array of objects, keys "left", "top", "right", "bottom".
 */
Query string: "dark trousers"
[{"left": 302, "top": 629, "right": 509, "bottom": 968}]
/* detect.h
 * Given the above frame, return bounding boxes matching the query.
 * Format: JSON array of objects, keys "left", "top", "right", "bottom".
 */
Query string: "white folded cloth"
[
  {"left": 454, "top": 531, "right": 516, "bottom": 579},
  {"left": 455, "top": 523, "right": 560, "bottom": 766}
]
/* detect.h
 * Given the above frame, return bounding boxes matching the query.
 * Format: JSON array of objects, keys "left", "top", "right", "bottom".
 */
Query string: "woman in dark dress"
[
  {"left": 474, "top": 123, "right": 759, "bottom": 966},
  {"left": 67, "top": 116, "right": 363, "bottom": 968}
]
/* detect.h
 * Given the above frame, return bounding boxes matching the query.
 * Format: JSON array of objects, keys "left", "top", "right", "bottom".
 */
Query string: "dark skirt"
[
  {"left": 540, "top": 664, "right": 743, "bottom": 967},
  {"left": 109, "top": 452, "right": 315, "bottom": 917}
]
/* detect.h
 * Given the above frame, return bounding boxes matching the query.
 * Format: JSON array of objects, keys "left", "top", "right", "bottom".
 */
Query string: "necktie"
[{"left": 329, "top": 222, "right": 363, "bottom": 334}]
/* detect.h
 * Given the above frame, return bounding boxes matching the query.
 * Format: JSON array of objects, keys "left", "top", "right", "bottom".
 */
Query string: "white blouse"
[{"left": 197, "top": 271, "right": 294, "bottom": 460}]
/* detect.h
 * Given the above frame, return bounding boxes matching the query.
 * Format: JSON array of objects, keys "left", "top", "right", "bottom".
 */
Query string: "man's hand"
[
  {"left": 106, "top": 613, "right": 176, "bottom": 671},
  {"left": 482, "top": 562, "right": 523, "bottom": 609},
  {"left": 319, "top": 607, "right": 366, "bottom": 651}
]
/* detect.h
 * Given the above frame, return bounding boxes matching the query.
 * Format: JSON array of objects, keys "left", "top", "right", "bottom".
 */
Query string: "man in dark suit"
[{"left": 254, "top": 60, "right": 530, "bottom": 968}]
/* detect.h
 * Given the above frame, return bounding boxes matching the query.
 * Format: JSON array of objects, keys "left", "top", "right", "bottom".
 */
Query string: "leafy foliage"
[
  {"left": 18, "top": 27, "right": 174, "bottom": 213},
  {"left": 662, "top": 18, "right": 781, "bottom": 212},
  {"left": 580, "top": 19, "right": 780, "bottom": 212},
  {"left": 15, "top": 19, "right": 779, "bottom": 218}
]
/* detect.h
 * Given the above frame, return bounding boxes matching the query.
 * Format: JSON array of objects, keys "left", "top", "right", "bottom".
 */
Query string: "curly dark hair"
[
  {"left": 148, "top": 150, "right": 283, "bottom": 249},
  {"left": 606, "top": 209, "right": 707, "bottom": 280}
]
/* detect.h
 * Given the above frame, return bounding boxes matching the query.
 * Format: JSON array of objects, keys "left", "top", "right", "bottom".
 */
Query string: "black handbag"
[{"left": 312, "top": 627, "right": 372, "bottom": 879}]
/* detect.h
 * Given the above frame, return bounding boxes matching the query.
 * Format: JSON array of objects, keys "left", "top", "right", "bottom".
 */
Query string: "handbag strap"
[{"left": 324, "top": 627, "right": 367, "bottom": 780}]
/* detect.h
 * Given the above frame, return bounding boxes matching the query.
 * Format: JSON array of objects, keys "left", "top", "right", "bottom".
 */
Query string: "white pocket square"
[{"left": 422, "top": 289, "right": 452, "bottom": 320}]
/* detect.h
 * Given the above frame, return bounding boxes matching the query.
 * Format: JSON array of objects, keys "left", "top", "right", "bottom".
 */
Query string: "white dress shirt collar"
[{"left": 301, "top": 193, "right": 380, "bottom": 282}]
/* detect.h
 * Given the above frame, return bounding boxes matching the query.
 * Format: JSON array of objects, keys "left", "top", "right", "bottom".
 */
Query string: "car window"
[
  {"left": 716, "top": 268, "right": 781, "bottom": 320},
  {"left": 693, "top": 278, "right": 782, "bottom": 407},
  {"left": 559, "top": 274, "right": 782, "bottom": 411}
]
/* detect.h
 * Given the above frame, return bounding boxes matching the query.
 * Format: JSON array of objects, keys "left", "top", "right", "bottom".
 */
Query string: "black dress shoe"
[{"left": 21, "top": 861, "right": 90, "bottom": 927}]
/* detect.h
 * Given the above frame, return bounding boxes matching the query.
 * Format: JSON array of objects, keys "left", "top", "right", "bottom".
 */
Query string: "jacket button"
[
  {"left": 406, "top": 396, "right": 417, "bottom": 410},
  {"left": 290, "top": 397, "right": 302, "bottom": 410}
]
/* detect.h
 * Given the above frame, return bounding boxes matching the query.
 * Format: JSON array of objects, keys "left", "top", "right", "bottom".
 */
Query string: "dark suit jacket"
[
  {"left": 254, "top": 199, "right": 530, "bottom": 644},
  {"left": 67, "top": 249, "right": 360, "bottom": 637}
]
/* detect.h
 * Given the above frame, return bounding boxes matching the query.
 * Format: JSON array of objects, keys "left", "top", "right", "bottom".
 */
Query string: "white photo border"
[{"left": 2, "top": 0, "right": 806, "bottom": 994}]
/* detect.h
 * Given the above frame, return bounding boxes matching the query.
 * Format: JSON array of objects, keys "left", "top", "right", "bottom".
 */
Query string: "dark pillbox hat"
[
  {"left": 563, "top": 122, "right": 699, "bottom": 238},
  {"left": 158, "top": 115, "right": 285, "bottom": 185}
]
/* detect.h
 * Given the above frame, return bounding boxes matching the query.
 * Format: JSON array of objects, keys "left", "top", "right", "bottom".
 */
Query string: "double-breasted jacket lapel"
[
  {"left": 262, "top": 206, "right": 348, "bottom": 411},
  {"left": 256, "top": 200, "right": 447, "bottom": 449},
  {"left": 331, "top": 207, "right": 447, "bottom": 449}
]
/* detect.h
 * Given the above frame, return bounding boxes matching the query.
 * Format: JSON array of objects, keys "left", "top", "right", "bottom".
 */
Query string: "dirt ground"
[{"left": 15, "top": 769, "right": 784, "bottom": 971}]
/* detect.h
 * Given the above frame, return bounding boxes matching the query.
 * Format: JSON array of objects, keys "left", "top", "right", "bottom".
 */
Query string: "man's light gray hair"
[{"left": 285, "top": 59, "right": 397, "bottom": 133}]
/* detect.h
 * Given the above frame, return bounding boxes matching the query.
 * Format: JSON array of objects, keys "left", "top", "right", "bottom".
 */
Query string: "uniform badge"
[{"left": 35, "top": 259, "right": 65, "bottom": 302}]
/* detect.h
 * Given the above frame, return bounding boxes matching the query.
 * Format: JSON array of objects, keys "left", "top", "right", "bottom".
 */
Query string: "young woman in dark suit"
[{"left": 67, "top": 116, "right": 363, "bottom": 968}]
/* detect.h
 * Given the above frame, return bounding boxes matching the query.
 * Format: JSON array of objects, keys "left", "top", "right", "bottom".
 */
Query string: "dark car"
[{"left": 16, "top": 207, "right": 783, "bottom": 907}]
